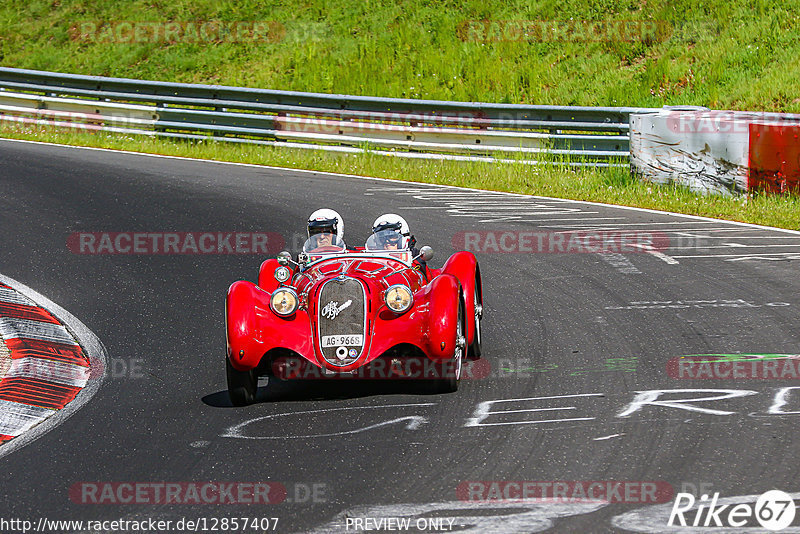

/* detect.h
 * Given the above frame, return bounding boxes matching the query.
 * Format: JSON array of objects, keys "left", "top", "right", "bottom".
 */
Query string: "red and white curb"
[{"left": 0, "top": 274, "right": 105, "bottom": 458}]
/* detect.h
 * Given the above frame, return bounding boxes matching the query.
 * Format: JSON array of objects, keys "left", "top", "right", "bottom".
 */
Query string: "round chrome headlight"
[
  {"left": 270, "top": 288, "right": 298, "bottom": 316},
  {"left": 385, "top": 284, "right": 413, "bottom": 313},
  {"left": 274, "top": 266, "right": 291, "bottom": 283}
]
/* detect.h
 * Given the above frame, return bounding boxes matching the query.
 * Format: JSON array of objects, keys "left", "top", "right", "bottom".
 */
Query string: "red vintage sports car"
[{"left": 225, "top": 230, "right": 483, "bottom": 405}]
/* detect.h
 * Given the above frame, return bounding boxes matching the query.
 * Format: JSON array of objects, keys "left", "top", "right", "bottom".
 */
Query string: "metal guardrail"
[{"left": 0, "top": 67, "right": 659, "bottom": 164}]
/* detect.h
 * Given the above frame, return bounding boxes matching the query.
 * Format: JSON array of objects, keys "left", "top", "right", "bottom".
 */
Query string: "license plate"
[{"left": 321, "top": 334, "right": 363, "bottom": 347}]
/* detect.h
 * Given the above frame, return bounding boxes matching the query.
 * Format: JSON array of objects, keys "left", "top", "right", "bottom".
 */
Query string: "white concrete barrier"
[{"left": 630, "top": 109, "right": 800, "bottom": 195}]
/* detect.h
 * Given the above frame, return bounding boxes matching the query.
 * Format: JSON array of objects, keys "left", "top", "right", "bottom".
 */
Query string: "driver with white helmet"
[{"left": 306, "top": 208, "right": 345, "bottom": 250}]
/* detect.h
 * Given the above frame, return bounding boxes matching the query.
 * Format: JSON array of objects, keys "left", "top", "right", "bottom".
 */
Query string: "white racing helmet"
[
  {"left": 307, "top": 208, "right": 344, "bottom": 241},
  {"left": 372, "top": 214, "right": 410, "bottom": 249}
]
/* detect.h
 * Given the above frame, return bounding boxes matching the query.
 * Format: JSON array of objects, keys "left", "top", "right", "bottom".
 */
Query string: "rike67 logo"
[{"left": 669, "top": 490, "right": 796, "bottom": 530}]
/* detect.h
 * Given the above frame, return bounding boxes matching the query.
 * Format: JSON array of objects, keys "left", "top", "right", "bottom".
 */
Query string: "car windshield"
[
  {"left": 302, "top": 233, "right": 347, "bottom": 254},
  {"left": 365, "top": 229, "right": 408, "bottom": 251}
]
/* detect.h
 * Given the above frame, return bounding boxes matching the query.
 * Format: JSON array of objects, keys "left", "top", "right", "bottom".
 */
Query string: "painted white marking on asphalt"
[
  {"left": 593, "top": 433, "right": 625, "bottom": 441},
  {"left": 605, "top": 299, "right": 786, "bottom": 310},
  {"left": 543, "top": 221, "right": 728, "bottom": 229},
  {"left": 673, "top": 235, "right": 800, "bottom": 239},
  {"left": 447, "top": 207, "right": 586, "bottom": 213},
  {"left": 221, "top": 403, "right": 436, "bottom": 439},
  {"left": 767, "top": 387, "right": 800, "bottom": 414},
  {"left": 629, "top": 244, "right": 679, "bottom": 265},
  {"left": 465, "top": 217, "right": 625, "bottom": 223},
  {"left": 668, "top": 244, "right": 800, "bottom": 249},
  {"left": 464, "top": 394, "right": 603, "bottom": 427},
  {"left": 671, "top": 252, "right": 800, "bottom": 259},
  {"left": 616, "top": 389, "right": 758, "bottom": 417},
  {"left": 0, "top": 318, "right": 77, "bottom": 345},
  {"left": 726, "top": 254, "right": 800, "bottom": 262}
]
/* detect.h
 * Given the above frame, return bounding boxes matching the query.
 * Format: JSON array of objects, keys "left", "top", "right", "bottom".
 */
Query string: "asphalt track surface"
[{"left": 1, "top": 138, "right": 800, "bottom": 533}]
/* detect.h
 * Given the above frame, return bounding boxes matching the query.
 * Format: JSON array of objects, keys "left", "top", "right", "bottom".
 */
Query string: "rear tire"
[
  {"left": 435, "top": 295, "right": 466, "bottom": 393},
  {"left": 227, "top": 358, "right": 257, "bottom": 406}
]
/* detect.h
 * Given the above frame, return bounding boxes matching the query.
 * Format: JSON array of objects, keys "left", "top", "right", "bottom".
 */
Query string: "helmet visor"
[{"left": 308, "top": 217, "right": 338, "bottom": 237}]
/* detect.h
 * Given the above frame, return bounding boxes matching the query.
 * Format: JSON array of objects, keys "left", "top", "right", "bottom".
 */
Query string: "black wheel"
[
  {"left": 226, "top": 357, "right": 257, "bottom": 406},
  {"left": 468, "top": 271, "right": 482, "bottom": 359},
  {"left": 435, "top": 295, "right": 466, "bottom": 393}
]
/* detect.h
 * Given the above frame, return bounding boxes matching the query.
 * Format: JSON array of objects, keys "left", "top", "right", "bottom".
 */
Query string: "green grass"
[
  {"left": 2, "top": 0, "right": 800, "bottom": 111},
  {"left": 3, "top": 123, "right": 797, "bottom": 230},
  {"left": 1, "top": 0, "right": 799, "bottom": 229}
]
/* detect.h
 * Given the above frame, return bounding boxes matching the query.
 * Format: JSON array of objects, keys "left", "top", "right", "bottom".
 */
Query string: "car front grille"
[{"left": 317, "top": 277, "right": 366, "bottom": 366}]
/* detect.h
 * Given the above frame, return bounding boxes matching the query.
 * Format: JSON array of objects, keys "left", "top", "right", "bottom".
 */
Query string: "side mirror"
[
  {"left": 418, "top": 246, "right": 434, "bottom": 263},
  {"left": 277, "top": 251, "right": 292, "bottom": 266}
]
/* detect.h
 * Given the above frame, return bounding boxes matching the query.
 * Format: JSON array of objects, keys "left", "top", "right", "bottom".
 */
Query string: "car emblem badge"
[
  {"left": 349, "top": 349, "right": 358, "bottom": 358},
  {"left": 322, "top": 299, "right": 352, "bottom": 320}
]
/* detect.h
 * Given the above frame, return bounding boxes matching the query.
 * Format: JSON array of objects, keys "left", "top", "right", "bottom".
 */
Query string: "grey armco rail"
[{"left": 0, "top": 67, "right": 658, "bottom": 163}]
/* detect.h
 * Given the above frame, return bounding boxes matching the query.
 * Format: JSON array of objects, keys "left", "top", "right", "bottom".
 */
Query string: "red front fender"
[
  {"left": 441, "top": 251, "right": 479, "bottom": 346},
  {"left": 422, "top": 273, "right": 462, "bottom": 360},
  {"left": 226, "top": 280, "right": 313, "bottom": 371}
]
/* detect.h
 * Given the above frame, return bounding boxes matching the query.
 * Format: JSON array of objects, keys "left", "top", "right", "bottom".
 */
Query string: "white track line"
[
  {"left": 672, "top": 253, "right": 800, "bottom": 259},
  {"left": 629, "top": 244, "right": 679, "bottom": 265}
]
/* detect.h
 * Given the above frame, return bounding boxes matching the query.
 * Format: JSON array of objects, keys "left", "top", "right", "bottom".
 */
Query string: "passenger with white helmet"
[
  {"left": 368, "top": 213, "right": 429, "bottom": 277},
  {"left": 369, "top": 213, "right": 411, "bottom": 251},
  {"left": 305, "top": 208, "right": 346, "bottom": 251}
]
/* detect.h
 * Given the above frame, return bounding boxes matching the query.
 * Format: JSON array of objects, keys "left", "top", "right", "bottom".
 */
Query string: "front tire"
[
  {"left": 435, "top": 295, "right": 466, "bottom": 393},
  {"left": 468, "top": 271, "right": 482, "bottom": 359},
  {"left": 227, "top": 358, "right": 257, "bottom": 406}
]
